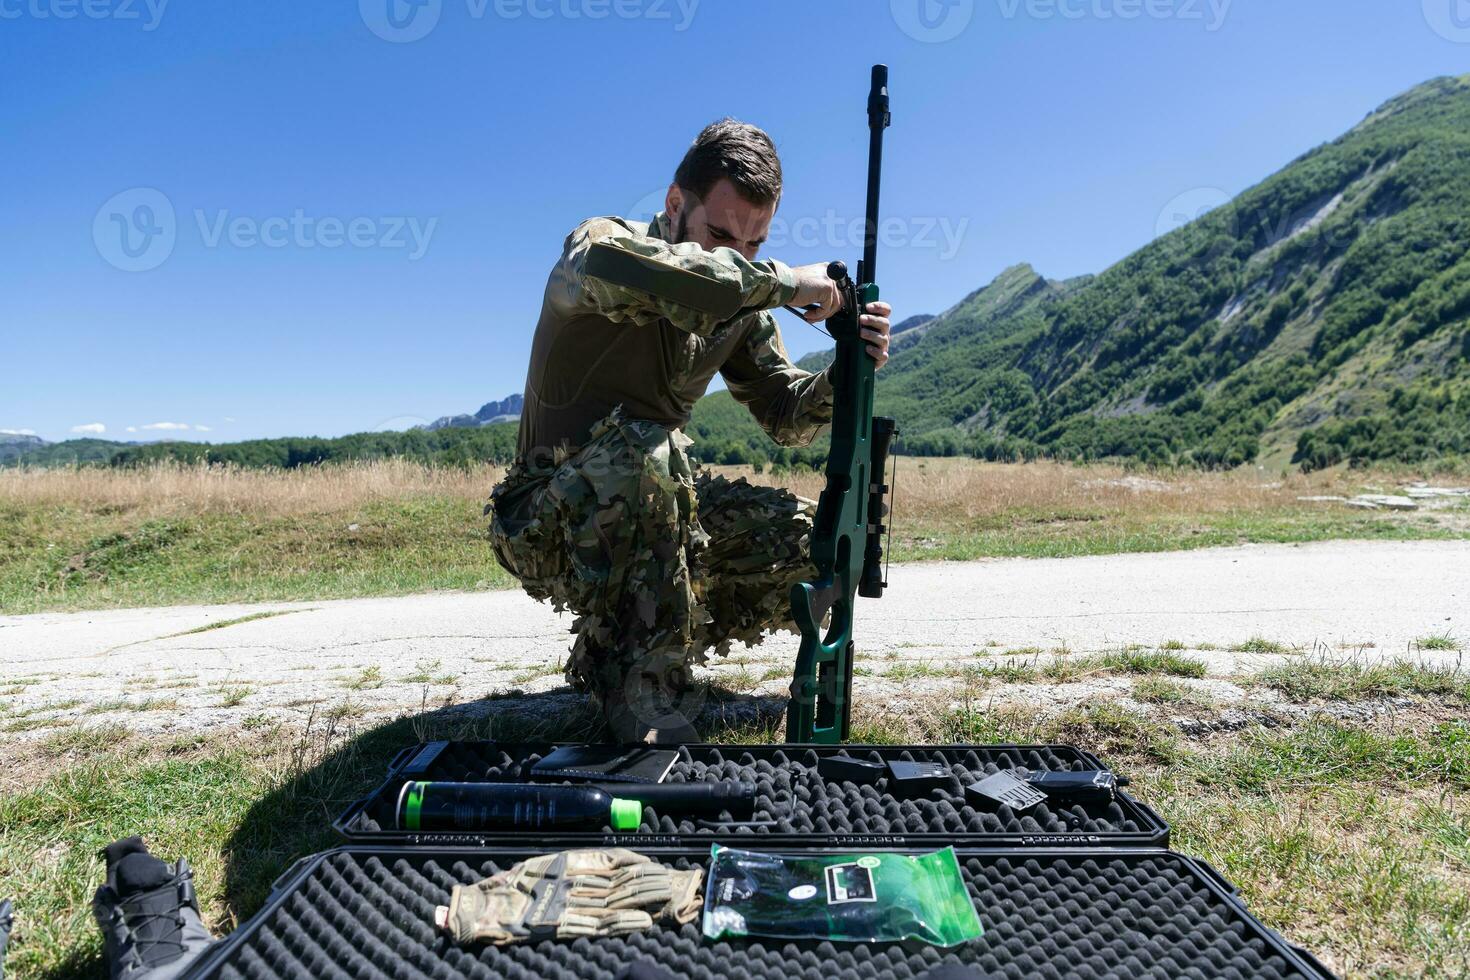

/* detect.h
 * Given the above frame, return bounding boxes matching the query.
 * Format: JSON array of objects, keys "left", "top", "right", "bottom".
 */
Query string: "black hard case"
[{"left": 334, "top": 741, "right": 1170, "bottom": 850}]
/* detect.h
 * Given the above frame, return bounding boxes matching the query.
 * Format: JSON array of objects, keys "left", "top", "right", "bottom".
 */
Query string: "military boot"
[
  {"left": 596, "top": 655, "right": 702, "bottom": 745},
  {"left": 92, "top": 837, "right": 214, "bottom": 980},
  {"left": 0, "top": 897, "right": 13, "bottom": 980}
]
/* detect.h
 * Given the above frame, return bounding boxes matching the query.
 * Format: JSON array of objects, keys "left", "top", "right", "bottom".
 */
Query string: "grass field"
[
  {"left": 0, "top": 657, "right": 1466, "bottom": 979},
  {"left": 2, "top": 459, "right": 1467, "bottom": 978},
  {"left": 2, "top": 458, "right": 1465, "bottom": 614}
]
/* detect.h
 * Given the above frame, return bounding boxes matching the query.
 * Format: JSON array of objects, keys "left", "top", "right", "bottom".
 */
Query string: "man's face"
[{"left": 665, "top": 178, "right": 776, "bottom": 261}]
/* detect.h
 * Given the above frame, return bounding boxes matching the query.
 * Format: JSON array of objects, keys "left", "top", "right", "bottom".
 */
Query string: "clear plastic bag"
[{"left": 701, "top": 845, "right": 982, "bottom": 947}]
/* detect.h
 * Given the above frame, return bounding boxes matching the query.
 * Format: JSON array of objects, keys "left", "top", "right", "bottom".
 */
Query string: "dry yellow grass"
[
  {"left": 0, "top": 458, "right": 504, "bottom": 518},
  {"left": 746, "top": 456, "right": 1354, "bottom": 520},
  {"left": 1, "top": 458, "right": 1463, "bottom": 612},
  {"left": 0, "top": 456, "right": 1440, "bottom": 522}
]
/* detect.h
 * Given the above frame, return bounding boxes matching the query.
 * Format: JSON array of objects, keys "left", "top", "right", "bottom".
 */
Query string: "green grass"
[
  {"left": 938, "top": 701, "right": 1470, "bottom": 975},
  {"left": 1150, "top": 764, "right": 1469, "bottom": 977},
  {"left": 0, "top": 497, "right": 518, "bottom": 615},
  {"left": 1230, "top": 637, "right": 1294, "bottom": 654},
  {"left": 2, "top": 716, "right": 67, "bottom": 733},
  {"left": 889, "top": 509, "right": 1463, "bottom": 563},
  {"left": 88, "top": 696, "right": 181, "bottom": 713},
  {"left": 167, "top": 609, "right": 303, "bottom": 637},
  {"left": 943, "top": 701, "right": 1182, "bottom": 763},
  {"left": 1132, "top": 676, "right": 1193, "bottom": 704},
  {"left": 401, "top": 659, "right": 444, "bottom": 684},
  {"left": 881, "top": 660, "right": 950, "bottom": 681},
  {"left": 342, "top": 666, "right": 383, "bottom": 691},
  {"left": 3, "top": 471, "right": 1465, "bottom": 613},
  {"left": 967, "top": 648, "right": 1207, "bottom": 686},
  {"left": 2, "top": 706, "right": 1467, "bottom": 977},
  {"left": 1253, "top": 658, "right": 1470, "bottom": 703},
  {"left": 1416, "top": 631, "right": 1462, "bottom": 652}
]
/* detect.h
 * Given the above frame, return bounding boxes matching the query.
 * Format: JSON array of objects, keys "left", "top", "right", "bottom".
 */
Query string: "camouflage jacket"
[{"left": 515, "top": 211, "right": 834, "bottom": 465}]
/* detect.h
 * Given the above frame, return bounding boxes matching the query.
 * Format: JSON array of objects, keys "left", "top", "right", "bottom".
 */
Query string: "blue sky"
[{"left": 4, "top": 0, "right": 1468, "bottom": 443}]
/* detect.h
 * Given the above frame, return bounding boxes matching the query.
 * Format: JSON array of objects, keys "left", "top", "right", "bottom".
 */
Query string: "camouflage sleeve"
[
  {"left": 555, "top": 217, "right": 799, "bottom": 338},
  {"left": 719, "top": 311, "right": 835, "bottom": 448}
]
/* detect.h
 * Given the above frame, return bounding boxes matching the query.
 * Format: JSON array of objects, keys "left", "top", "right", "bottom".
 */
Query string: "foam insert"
[
  {"left": 187, "top": 848, "right": 1329, "bottom": 979},
  {"left": 340, "top": 743, "right": 1166, "bottom": 845}
]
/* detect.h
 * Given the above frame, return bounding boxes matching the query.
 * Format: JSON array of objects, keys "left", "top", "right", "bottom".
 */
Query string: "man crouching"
[{"left": 488, "top": 119, "right": 892, "bottom": 743}]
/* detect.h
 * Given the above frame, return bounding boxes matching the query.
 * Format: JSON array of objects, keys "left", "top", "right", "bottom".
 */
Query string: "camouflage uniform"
[{"left": 489, "top": 212, "right": 833, "bottom": 701}]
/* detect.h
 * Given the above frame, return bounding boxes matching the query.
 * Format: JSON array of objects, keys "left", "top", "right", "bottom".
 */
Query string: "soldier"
[{"left": 488, "top": 119, "right": 892, "bottom": 743}]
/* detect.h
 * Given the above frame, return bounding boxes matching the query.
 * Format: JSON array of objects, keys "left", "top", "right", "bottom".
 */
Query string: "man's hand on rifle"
[
  {"left": 789, "top": 263, "right": 893, "bottom": 370},
  {"left": 860, "top": 300, "right": 892, "bottom": 369},
  {"left": 790, "top": 262, "right": 845, "bottom": 322}
]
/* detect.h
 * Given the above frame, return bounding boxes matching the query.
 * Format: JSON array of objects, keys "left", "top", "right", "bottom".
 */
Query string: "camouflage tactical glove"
[{"left": 435, "top": 849, "right": 703, "bottom": 945}]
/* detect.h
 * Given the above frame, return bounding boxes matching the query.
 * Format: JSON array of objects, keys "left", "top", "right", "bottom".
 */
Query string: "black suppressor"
[
  {"left": 397, "top": 780, "right": 757, "bottom": 831},
  {"left": 585, "top": 780, "right": 757, "bottom": 819},
  {"left": 859, "top": 415, "right": 898, "bottom": 599},
  {"left": 1023, "top": 770, "right": 1118, "bottom": 804}
]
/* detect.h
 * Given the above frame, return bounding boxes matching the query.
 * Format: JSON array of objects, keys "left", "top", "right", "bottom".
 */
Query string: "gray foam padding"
[
  {"left": 338, "top": 743, "right": 1167, "bottom": 847},
  {"left": 184, "top": 848, "right": 1332, "bottom": 979}
]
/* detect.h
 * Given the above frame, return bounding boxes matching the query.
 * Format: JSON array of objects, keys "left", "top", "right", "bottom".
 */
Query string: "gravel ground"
[{"left": 1, "top": 540, "right": 1464, "bottom": 739}]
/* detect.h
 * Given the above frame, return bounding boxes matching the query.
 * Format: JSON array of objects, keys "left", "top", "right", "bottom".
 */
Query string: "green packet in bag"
[{"left": 701, "top": 845, "right": 982, "bottom": 947}]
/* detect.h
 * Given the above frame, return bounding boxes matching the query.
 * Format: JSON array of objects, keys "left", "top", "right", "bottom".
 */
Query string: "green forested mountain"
[
  {"left": 693, "top": 75, "right": 1470, "bottom": 471},
  {"left": 12, "top": 78, "right": 1468, "bottom": 473},
  {"left": 2, "top": 426, "right": 519, "bottom": 469}
]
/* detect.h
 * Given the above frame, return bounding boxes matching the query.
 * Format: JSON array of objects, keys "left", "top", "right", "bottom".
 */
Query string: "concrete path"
[{"left": 2, "top": 540, "right": 1465, "bottom": 737}]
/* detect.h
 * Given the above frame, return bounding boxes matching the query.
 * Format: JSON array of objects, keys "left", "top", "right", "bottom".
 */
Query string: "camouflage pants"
[{"left": 487, "top": 409, "right": 816, "bottom": 699}]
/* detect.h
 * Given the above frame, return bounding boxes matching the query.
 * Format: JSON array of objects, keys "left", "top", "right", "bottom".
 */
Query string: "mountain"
[
  {"left": 420, "top": 394, "right": 524, "bottom": 431},
  {"left": 793, "top": 313, "right": 936, "bottom": 373},
  {"left": 690, "top": 75, "right": 1470, "bottom": 470},
  {"left": 1, "top": 437, "right": 129, "bottom": 467},
  {"left": 0, "top": 432, "right": 48, "bottom": 464}
]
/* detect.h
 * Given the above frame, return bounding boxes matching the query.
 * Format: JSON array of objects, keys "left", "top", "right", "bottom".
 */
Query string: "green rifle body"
[{"left": 787, "top": 65, "right": 896, "bottom": 744}]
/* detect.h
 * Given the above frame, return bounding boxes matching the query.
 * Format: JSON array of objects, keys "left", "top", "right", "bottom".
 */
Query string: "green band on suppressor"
[{"left": 404, "top": 781, "right": 425, "bottom": 831}]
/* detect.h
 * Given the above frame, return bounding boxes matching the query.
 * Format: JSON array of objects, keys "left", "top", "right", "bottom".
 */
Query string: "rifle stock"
[{"left": 787, "top": 65, "right": 896, "bottom": 744}]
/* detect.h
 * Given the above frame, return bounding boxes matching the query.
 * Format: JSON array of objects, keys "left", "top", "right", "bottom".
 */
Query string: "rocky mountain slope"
[{"left": 691, "top": 75, "right": 1470, "bottom": 470}]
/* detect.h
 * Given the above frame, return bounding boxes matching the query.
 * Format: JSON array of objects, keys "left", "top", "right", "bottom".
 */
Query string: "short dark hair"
[{"left": 673, "top": 119, "right": 782, "bottom": 207}]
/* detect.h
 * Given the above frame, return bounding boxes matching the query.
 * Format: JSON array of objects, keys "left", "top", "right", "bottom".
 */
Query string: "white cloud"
[
  {"left": 141, "top": 422, "right": 193, "bottom": 431},
  {"left": 223, "top": 417, "right": 236, "bottom": 423},
  {"left": 0, "top": 428, "right": 36, "bottom": 436},
  {"left": 126, "top": 426, "right": 137, "bottom": 433},
  {"left": 70, "top": 422, "right": 107, "bottom": 435},
  {"left": 195, "top": 425, "right": 212, "bottom": 432}
]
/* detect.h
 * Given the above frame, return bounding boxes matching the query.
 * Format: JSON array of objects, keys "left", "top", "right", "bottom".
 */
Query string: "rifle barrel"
[{"left": 863, "top": 64, "right": 890, "bottom": 284}]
